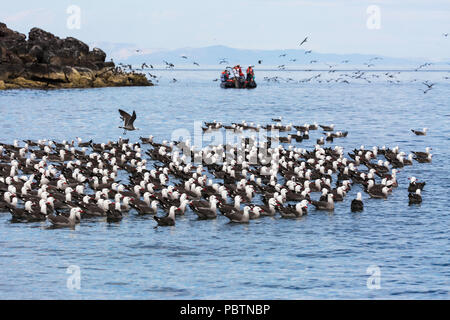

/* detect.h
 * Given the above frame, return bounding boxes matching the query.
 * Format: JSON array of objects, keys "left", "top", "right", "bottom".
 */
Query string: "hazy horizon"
[{"left": 1, "top": 0, "right": 449, "bottom": 61}]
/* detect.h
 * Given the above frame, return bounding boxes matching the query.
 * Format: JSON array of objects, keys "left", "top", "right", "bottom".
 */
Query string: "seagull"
[
  {"left": 163, "top": 60, "right": 175, "bottom": 68},
  {"left": 423, "top": 82, "right": 435, "bottom": 89},
  {"left": 193, "top": 62, "right": 200, "bottom": 66},
  {"left": 305, "top": 50, "right": 312, "bottom": 54},
  {"left": 118, "top": 109, "right": 138, "bottom": 134},
  {"left": 409, "top": 189, "right": 422, "bottom": 205},
  {"left": 181, "top": 55, "right": 188, "bottom": 59},
  {"left": 299, "top": 37, "right": 308, "bottom": 46},
  {"left": 351, "top": 192, "right": 364, "bottom": 212},
  {"left": 443, "top": 33, "right": 448, "bottom": 37},
  {"left": 279, "top": 54, "right": 287, "bottom": 57},
  {"left": 47, "top": 208, "right": 82, "bottom": 228},
  {"left": 411, "top": 128, "right": 428, "bottom": 136},
  {"left": 154, "top": 206, "right": 176, "bottom": 227}
]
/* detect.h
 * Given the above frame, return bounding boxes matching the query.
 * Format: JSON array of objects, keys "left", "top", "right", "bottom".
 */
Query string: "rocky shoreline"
[{"left": 0, "top": 23, "right": 152, "bottom": 90}]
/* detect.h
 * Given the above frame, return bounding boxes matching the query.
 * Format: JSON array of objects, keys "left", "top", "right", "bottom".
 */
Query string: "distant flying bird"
[
  {"left": 289, "top": 58, "right": 297, "bottom": 62},
  {"left": 423, "top": 82, "right": 435, "bottom": 89},
  {"left": 163, "top": 60, "right": 175, "bottom": 68},
  {"left": 141, "top": 63, "right": 149, "bottom": 69},
  {"left": 341, "top": 60, "right": 349, "bottom": 63},
  {"left": 118, "top": 109, "right": 138, "bottom": 134},
  {"left": 310, "top": 60, "right": 317, "bottom": 64},
  {"left": 181, "top": 55, "right": 188, "bottom": 59},
  {"left": 136, "top": 49, "right": 141, "bottom": 53},
  {"left": 219, "top": 58, "right": 228, "bottom": 64},
  {"left": 443, "top": 33, "right": 448, "bottom": 37},
  {"left": 193, "top": 62, "right": 200, "bottom": 66},
  {"left": 305, "top": 50, "right": 312, "bottom": 54},
  {"left": 258, "top": 60, "right": 262, "bottom": 64},
  {"left": 279, "top": 53, "right": 287, "bottom": 57},
  {"left": 299, "top": 37, "right": 308, "bottom": 46},
  {"left": 416, "top": 62, "right": 432, "bottom": 70}
]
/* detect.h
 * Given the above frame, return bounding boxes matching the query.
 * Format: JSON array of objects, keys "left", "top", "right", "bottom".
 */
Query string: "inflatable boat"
[{"left": 220, "top": 79, "right": 257, "bottom": 89}]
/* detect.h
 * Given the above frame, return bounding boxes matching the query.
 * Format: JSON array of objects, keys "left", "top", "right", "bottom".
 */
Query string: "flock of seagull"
[
  {"left": 113, "top": 34, "right": 449, "bottom": 89},
  {"left": 0, "top": 111, "right": 432, "bottom": 229}
]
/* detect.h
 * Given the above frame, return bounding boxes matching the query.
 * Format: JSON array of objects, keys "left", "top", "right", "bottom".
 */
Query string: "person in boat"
[
  {"left": 246, "top": 66, "right": 255, "bottom": 83},
  {"left": 232, "top": 65, "right": 242, "bottom": 76},
  {"left": 239, "top": 68, "right": 245, "bottom": 84},
  {"left": 221, "top": 69, "right": 230, "bottom": 82}
]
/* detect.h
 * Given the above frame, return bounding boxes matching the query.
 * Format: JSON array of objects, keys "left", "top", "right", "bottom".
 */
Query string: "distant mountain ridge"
[{"left": 104, "top": 45, "right": 450, "bottom": 68}]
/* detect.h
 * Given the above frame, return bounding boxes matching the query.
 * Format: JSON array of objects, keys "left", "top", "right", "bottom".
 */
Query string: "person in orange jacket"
[
  {"left": 246, "top": 66, "right": 255, "bottom": 82},
  {"left": 220, "top": 69, "right": 229, "bottom": 82}
]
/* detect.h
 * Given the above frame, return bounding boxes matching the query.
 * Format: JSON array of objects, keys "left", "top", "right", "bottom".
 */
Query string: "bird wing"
[
  {"left": 48, "top": 214, "right": 68, "bottom": 224},
  {"left": 119, "top": 109, "right": 131, "bottom": 123},
  {"left": 311, "top": 200, "right": 330, "bottom": 209},
  {"left": 127, "top": 111, "right": 137, "bottom": 126},
  {"left": 225, "top": 210, "right": 243, "bottom": 222}
]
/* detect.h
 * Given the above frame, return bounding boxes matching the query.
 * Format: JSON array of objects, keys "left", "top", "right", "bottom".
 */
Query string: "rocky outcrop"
[{"left": 0, "top": 23, "right": 152, "bottom": 90}]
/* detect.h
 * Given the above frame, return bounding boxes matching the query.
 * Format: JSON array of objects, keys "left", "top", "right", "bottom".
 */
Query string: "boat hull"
[{"left": 220, "top": 80, "right": 257, "bottom": 89}]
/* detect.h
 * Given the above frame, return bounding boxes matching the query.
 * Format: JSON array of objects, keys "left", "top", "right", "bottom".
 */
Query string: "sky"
[{"left": 1, "top": 0, "right": 449, "bottom": 60}]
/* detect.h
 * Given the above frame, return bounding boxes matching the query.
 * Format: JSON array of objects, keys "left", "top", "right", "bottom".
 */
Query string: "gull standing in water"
[{"left": 118, "top": 109, "right": 138, "bottom": 135}]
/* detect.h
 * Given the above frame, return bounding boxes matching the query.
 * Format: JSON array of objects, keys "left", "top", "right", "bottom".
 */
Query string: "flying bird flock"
[
  {"left": 113, "top": 32, "right": 450, "bottom": 87},
  {"left": 0, "top": 112, "right": 432, "bottom": 229}
]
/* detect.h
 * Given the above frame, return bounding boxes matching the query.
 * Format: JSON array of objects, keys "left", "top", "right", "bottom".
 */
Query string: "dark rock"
[
  {"left": 0, "top": 64, "right": 25, "bottom": 81},
  {"left": 28, "top": 28, "right": 59, "bottom": 45},
  {"left": 29, "top": 45, "right": 44, "bottom": 61},
  {"left": 0, "top": 22, "right": 152, "bottom": 89},
  {"left": 0, "top": 22, "right": 26, "bottom": 50},
  {"left": 62, "top": 37, "right": 89, "bottom": 55}
]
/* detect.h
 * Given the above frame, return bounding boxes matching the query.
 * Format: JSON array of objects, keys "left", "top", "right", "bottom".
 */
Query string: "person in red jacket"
[{"left": 246, "top": 66, "right": 254, "bottom": 83}]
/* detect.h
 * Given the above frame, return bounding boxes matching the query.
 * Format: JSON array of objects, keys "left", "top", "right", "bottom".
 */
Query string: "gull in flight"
[
  {"left": 299, "top": 37, "right": 308, "bottom": 46},
  {"left": 118, "top": 109, "right": 138, "bottom": 134}
]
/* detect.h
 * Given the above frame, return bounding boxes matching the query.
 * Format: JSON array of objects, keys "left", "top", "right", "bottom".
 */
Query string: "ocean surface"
[{"left": 0, "top": 70, "right": 449, "bottom": 299}]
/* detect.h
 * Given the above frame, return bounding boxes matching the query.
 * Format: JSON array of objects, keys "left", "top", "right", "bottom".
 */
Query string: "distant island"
[{"left": 0, "top": 23, "right": 152, "bottom": 90}]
